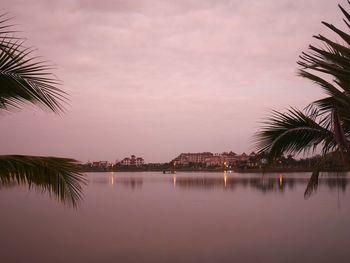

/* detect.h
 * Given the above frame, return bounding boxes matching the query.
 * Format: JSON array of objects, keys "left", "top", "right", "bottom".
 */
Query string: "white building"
[{"left": 120, "top": 155, "right": 145, "bottom": 166}]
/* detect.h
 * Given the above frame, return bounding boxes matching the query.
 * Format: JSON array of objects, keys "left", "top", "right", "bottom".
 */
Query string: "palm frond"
[
  {"left": 0, "top": 13, "right": 18, "bottom": 46},
  {"left": 309, "top": 96, "right": 350, "bottom": 136},
  {"left": 304, "top": 151, "right": 350, "bottom": 198},
  {"left": 304, "top": 170, "right": 319, "bottom": 199},
  {"left": 297, "top": 3, "right": 350, "bottom": 96},
  {"left": 0, "top": 14, "right": 67, "bottom": 113},
  {"left": 298, "top": 70, "right": 350, "bottom": 105},
  {"left": 254, "top": 2, "right": 350, "bottom": 198},
  {"left": 0, "top": 155, "right": 87, "bottom": 207},
  {"left": 254, "top": 108, "right": 336, "bottom": 160}
]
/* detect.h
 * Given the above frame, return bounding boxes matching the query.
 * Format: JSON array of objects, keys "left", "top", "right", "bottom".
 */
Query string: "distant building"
[
  {"left": 121, "top": 158, "right": 131, "bottom": 166},
  {"left": 172, "top": 152, "right": 213, "bottom": 166},
  {"left": 172, "top": 151, "right": 255, "bottom": 167},
  {"left": 136, "top": 157, "right": 144, "bottom": 166},
  {"left": 91, "top": 161, "right": 109, "bottom": 168},
  {"left": 120, "top": 155, "right": 145, "bottom": 166},
  {"left": 205, "top": 155, "right": 222, "bottom": 166},
  {"left": 220, "top": 151, "right": 238, "bottom": 164}
]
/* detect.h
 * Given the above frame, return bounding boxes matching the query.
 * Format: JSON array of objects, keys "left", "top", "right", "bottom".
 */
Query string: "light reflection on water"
[
  {"left": 91, "top": 172, "right": 349, "bottom": 195},
  {"left": 1, "top": 172, "right": 350, "bottom": 263}
]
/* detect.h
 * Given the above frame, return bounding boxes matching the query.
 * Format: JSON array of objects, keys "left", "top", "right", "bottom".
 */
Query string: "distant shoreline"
[{"left": 81, "top": 167, "right": 320, "bottom": 174}]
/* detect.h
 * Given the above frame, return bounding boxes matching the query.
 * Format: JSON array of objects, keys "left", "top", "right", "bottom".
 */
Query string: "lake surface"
[{"left": 1, "top": 172, "right": 350, "bottom": 263}]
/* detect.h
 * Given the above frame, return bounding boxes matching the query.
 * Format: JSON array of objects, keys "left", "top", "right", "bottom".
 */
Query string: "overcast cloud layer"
[{"left": 0, "top": 0, "right": 346, "bottom": 162}]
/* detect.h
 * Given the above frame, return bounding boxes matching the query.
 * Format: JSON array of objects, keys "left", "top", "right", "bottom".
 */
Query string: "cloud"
[{"left": 0, "top": 0, "right": 346, "bottom": 162}]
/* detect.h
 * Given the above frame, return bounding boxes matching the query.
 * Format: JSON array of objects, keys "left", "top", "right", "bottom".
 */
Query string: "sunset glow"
[{"left": 1, "top": 0, "right": 343, "bottom": 162}]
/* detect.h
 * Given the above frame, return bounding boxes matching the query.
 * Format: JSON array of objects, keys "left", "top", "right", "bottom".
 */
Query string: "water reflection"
[
  {"left": 109, "top": 173, "right": 115, "bottom": 185},
  {"left": 2, "top": 171, "right": 350, "bottom": 263},
  {"left": 173, "top": 175, "right": 349, "bottom": 195},
  {"left": 173, "top": 175, "right": 295, "bottom": 193},
  {"left": 118, "top": 178, "right": 143, "bottom": 189},
  {"left": 89, "top": 173, "right": 349, "bottom": 197},
  {"left": 224, "top": 171, "right": 228, "bottom": 187},
  {"left": 92, "top": 174, "right": 143, "bottom": 189}
]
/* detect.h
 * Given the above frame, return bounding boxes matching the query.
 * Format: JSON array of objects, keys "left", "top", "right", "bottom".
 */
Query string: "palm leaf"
[
  {"left": 255, "top": 2, "right": 350, "bottom": 199},
  {"left": 297, "top": 3, "right": 350, "bottom": 97},
  {"left": 304, "top": 151, "right": 350, "bottom": 199},
  {"left": 304, "top": 170, "right": 320, "bottom": 199},
  {"left": 0, "top": 14, "right": 67, "bottom": 113},
  {"left": 0, "top": 15, "right": 86, "bottom": 207},
  {"left": 0, "top": 155, "right": 87, "bottom": 207},
  {"left": 298, "top": 70, "right": 350, "bottom": 105},
  {"left": 254, "top": 108, "right": 336, "bottom": 160}
]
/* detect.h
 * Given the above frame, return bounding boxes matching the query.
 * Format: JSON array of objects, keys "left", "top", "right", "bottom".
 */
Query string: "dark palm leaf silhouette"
[
  {"left": 254, "top": 108, "right": 336, "bottom": 161},
  {"left": 0, "top": 156, "right": 86, "bottom": 207},
  {"left": 255, "top": 2, "right": 350, "bottom": 198},
  {"left": 0, "top": 14, "right": 66, "bottom": 113},
  {"left": 0, "top": 14, "right": 86, "bottom": 206}
]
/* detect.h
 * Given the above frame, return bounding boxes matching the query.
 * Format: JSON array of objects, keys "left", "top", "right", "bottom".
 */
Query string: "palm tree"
[
  {"left": 254, "top": 2, "right": 350, "bottom": 197},
  {"left": 0, "top": 14, "right": 86, "bottom": 206}
]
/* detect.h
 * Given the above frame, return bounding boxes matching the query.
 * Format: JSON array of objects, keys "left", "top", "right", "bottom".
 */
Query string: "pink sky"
[{"left": 0, "top": 0, "right": 346, "bottom": 163}]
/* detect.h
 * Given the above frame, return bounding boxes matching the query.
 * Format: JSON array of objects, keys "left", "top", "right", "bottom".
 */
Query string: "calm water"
[{"left": 1, "top": 172, "right": 350, "bottom": 263}]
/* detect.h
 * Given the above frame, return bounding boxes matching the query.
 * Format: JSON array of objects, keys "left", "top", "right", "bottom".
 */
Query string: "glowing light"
[
  {"left": 279, "top": 175, "right": 283, "bottom": 187},
  {"left": 109, "top": 173, "right": 115, "bottom": 186},
  {"left": 223, "top": 161, "right": 228, "bottom": 170},
  {"left": 224, "top": 171, "right": 228, "bottom": 187},
  {"left": 173, "top": 175, "right": 176, "bottom": 188}
]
